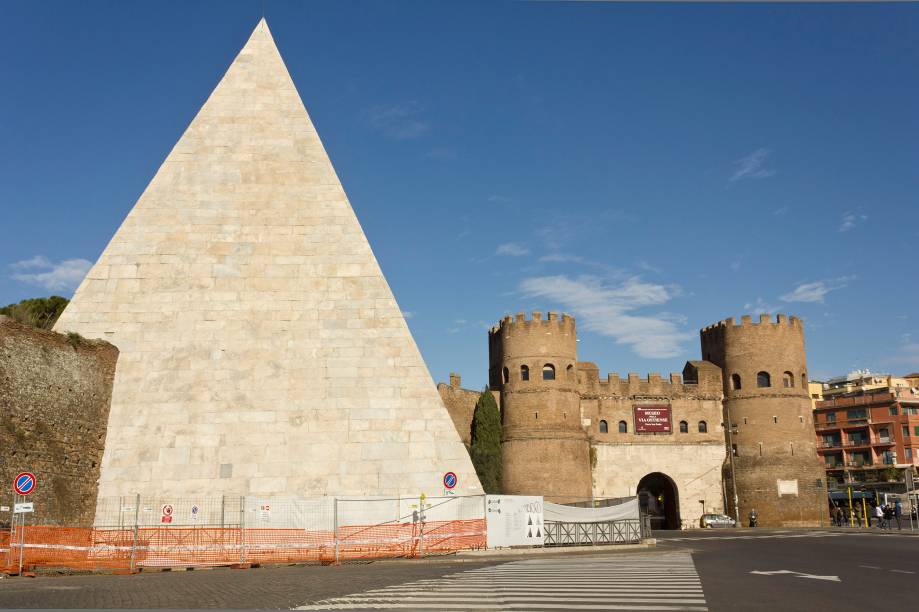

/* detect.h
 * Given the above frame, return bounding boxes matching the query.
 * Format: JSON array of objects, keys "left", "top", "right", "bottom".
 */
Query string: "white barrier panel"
[{"left": 485, "top": 495, "right": 544, "bottom": 548}]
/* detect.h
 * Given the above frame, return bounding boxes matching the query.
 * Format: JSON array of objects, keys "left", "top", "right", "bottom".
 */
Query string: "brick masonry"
[
  {"left": 442, "top": 312, "right": 828, "bottom": 527},
  {"left": 0, "top": 316, "right": 118, "bottom": 526}
]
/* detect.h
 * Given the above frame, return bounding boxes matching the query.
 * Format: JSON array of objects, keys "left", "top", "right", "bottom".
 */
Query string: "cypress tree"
[{"left": 470, "top": 389, "right": 502, "bottom": 494}]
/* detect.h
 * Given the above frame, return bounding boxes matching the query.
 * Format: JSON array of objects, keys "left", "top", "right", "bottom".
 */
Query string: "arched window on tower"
[
  {"left": 783, "top": 371, "right": 794, "bottom": 388},
  {"left": 502, "top": 367, "right": 509, "bottom": 384},
  {"left": 618, "top": 420, "right": 627, "bottom": 433},
  {"left": 731, "top": 373, "right": 742, "bottom": 390},
  {"left": 567, "top": 364, "right": 574, "bottom": 381},
  {"left": 542, "top": 364, "right": 556, "bottom": 381},
  {"left": 802, "top": 372, "right": 807, "bottom": 388},
  {"left": 599, "top": 420, "right": 608, "bottom": 433},
  {"left": 757, "top": 371, "right": 771, "bottom": 388},
  {"left": 679, "top": 420, "right": 688, "bottom": 433},
  {"left": 698, "top": 421, "right": 708, "bottom": 433},
  {"left": 520, "top": 365, "right": 529, "bottom": 381}
]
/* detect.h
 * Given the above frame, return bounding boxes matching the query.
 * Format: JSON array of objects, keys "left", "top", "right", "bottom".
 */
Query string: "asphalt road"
[
  {"left": 0, "top": 528, "right": 915, "bottom": 609},
  {"left": 656, "top": 527, "right": 919, "bottom": 611}
]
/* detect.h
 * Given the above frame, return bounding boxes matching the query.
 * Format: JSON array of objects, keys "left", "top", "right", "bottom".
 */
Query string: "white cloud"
[
  {"left": 10, "top": 256, "right": 92, "bottom": 292},
  {"left": 539, "top": 253, "right": 584, "bottom": 264},
  {"left": 366, "top": 102, "right": 429, "bottom": 140},
  {"left": 496, "top": 242, "right": 530, "bottom": 257},
  {"left": 402, "top": 311, "right": 415, "bottom": 320},
  {"left": 730, "top": 148, "right": 776, "bottom": 182},
  {"left": 779, "top": 278, "right": 850, "bottom": 304},
  {"left": 518, "top": 274, "right": 692, "bottom": 359},
  {"left": 839, "top": 211, "right": 868, "bottom": 233},
  {"left": 774, "top": 206, "right": 789, "bottom": 216},
  {"left": 743, "top": 298, "right": 779, "bottom": 315}
]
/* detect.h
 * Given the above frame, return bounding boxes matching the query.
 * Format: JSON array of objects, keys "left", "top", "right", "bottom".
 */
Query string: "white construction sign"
[{"left": 485, "top": 495, "right": 544, "bottom": 548}]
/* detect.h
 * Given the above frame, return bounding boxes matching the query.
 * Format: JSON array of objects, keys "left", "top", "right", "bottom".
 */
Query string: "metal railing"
[{"left": 543, "top": 518, "right": 646, "bottom": 547}]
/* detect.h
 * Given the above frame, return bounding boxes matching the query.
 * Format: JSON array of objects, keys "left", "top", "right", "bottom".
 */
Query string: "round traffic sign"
[
  {"left": 443, "top": 472, "right": 458, "bottom": 490},
  {"left": 14, "top": 472, "right": 35, "bottom": 495}
]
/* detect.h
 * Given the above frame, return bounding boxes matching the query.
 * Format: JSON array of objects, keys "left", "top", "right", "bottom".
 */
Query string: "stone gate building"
[{"left": 442, "top": 312, "right": 828, "bottom": 528}]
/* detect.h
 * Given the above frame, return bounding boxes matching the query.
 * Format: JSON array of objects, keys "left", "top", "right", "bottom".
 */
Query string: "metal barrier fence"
[
  {"left": 1, "top": 494, "right": 486, "bottom": 574},
  {"left": 543, "top": 518, "right": 648, "bottom": 547}
]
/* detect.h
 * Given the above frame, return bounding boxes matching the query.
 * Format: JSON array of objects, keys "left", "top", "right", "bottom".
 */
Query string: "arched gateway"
[{"left": 637, "top": 472, "right": 681, "bottom": 530}]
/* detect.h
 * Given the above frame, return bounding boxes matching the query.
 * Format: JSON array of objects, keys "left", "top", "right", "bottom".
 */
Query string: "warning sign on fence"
[
  {"left": 161, "top": 504, "right": 173, "bottom": 523},
  {"left": 485, "top": 495, "right": 544, "bottom": 548}
]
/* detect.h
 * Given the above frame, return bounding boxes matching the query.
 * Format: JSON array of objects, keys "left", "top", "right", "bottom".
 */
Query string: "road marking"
[
  {"left": 891, "top": 569, "right": 915, "bottom": 574},
  {"left": 297, "top": 552, "right": 708, "bottom": 611},
  {"left": 750, "top": 570, "right": 840, "bottom": 582},
  {"left": 859, "top": 565, "right": 882, "bottom": 569}
]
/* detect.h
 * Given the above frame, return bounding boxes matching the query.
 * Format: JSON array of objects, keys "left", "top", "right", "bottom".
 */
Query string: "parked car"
[{"left": 700, "top": 513, "right": 736, "bottom": 528}]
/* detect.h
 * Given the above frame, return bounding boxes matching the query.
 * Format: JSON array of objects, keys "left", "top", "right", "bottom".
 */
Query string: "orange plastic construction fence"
[{"left": 1, "top": 519, "right": 486, "bottom": 573}]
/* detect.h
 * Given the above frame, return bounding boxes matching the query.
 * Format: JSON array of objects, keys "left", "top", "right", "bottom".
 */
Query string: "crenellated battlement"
[
  {"left": 489, "top": 310, "right": 576, "bottom": 336},
  {"left": 700, "top": 313, "right": 802, "bottom": 335},
  {"left": 576, "top": 361, "right": 723, "bottom": 398}
]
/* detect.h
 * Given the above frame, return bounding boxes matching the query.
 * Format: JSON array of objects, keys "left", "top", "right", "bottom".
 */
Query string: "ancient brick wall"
[
  {"left": 702, "top": 314, "right": 829, "bottom": 527},
  {"left": 437, "top": 374, "right": 500, "bottom": 447},
  {"left": 0, "top": 316, "right": 118, "bottom": 527},
  {"left": 488, "top": 312, "right": 592, "bottom": 503}
]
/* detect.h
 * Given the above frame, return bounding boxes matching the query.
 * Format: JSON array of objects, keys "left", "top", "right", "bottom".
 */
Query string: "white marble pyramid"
[{"left": 55, "top": 19, "right": 481, "bottom": 500}]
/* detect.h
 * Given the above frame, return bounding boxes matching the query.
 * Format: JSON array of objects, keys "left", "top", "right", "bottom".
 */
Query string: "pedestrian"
[
  {"left": 748, "top": 508, "right": 758, "bottom": 528},
  {"left": 835, "top": 506, "right": 845, "bottom": 527},
  {"left": 878, "top": 503, "right": 888, "bottom": 529},
  {"left": 855, "top": 504, "right": 863, "bottom": 527},
  {"left": 894, "top": 500, "right": 903, "bottom": 530}
]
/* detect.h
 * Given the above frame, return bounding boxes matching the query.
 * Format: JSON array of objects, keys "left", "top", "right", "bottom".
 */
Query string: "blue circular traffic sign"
[
  {"left": 14, "top": 472, "right": 35, "bottom": 495},
  {"left": 443, "top": 472, "right": 457, "bottom": 489}
]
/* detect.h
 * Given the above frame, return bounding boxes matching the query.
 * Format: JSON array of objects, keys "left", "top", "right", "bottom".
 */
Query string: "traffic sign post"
[
  {"left": 14, "top": 472, "right": 35, "bottom": 496},
  {"left": 443, "top": 471, "right": 457, "bottom": 495}
]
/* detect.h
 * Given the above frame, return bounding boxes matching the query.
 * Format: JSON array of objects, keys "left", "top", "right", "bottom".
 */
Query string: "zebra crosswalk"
[{"left": 297, "top": 552, "right": 707, "bottom": 611}]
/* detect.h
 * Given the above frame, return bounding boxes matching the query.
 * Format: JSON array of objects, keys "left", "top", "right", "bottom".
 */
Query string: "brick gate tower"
[
  {"left": 489, "top": 312, "right": 592, "bottom": 503},
  {"left": 700, "top": 314, "right": 828, "bottom": 527}
]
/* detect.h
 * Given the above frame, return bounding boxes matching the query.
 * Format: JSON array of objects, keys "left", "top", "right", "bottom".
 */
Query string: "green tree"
[
  {"left": 0, "top": 296, "right": 69, "bottom": 330},
  {"left": 470, "top": 389, "right": 502, "bottom": 494}
]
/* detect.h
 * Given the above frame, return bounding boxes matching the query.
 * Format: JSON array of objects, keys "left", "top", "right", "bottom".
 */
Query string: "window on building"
[
  {"left": 698, "top": 421, "right": 708, "bottom": 433},
  {"left": 827, "top": 413, "right": 836, "bottom": 424},
  {"left": 773, "top": 416, "right": 778, "bottom": 424},
  {"left": 520, "top": 365, "right": 529, "bottom": 381},
  {"left": 802, "top": 373, "right": 807, "bottom": 387},
  {"left": 914, "top": 426, "right": 919, "bottom": 437},
  {"left": 731, "top": 373, "right": 742, "bottom": 390},
  {"left": 783, "top": 371, "right": 794, "bottom": 388},
  {"left": 542, "top": 364, "right": 555, "bottom": 381},
  {"left": 502, "top": 367, "right": 509, "bottom": 384},
  {"left": 903, "top": 426, "right": 910, "bottom": 438},
  {"left": 618, "top": 420, "right": 627, "bottom": 433},
  {"left": 890, "top": 406, "right": 899, "bottom": 416},
  {"left": 757, "top": 371, "right": 771, "bottom": 388},
  {"left": 599, "top": 420, "right": 608, "bottom": 433},
  {"left": 847, "top": 409, "right": 867, "bottom": 420},
  {"left": 907, "top": 448, "right": 914, "bottom": 461},
  {"left": 567, "top": 364, "right": 574, "bottom": 381},
  {"left": 679, "top": 420, "right": 688, "bottom": 433}
]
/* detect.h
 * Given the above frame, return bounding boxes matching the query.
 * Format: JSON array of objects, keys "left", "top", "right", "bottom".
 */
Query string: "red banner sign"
[{"left": 634, "top": 405, "right": 672, "bottom": 434}]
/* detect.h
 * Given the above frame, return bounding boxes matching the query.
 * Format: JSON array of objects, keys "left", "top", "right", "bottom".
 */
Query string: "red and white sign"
[
  {"left": 634, "top": 405, "right": 672, "bottom": 434},
  {"left": 161, "top": 504, "right": 174, "bottom": 523},
  {"left": 14, "top": 472, "right": 36, "bottom": 495}
]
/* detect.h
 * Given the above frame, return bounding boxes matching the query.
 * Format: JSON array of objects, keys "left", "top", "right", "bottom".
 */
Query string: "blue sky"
[{"left": 2, "top": 1, "right": 918, "bottom": 386}]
